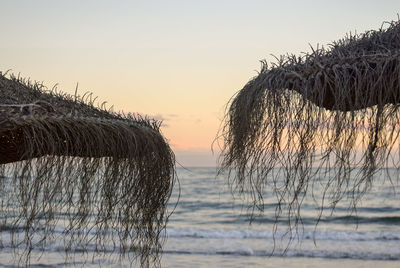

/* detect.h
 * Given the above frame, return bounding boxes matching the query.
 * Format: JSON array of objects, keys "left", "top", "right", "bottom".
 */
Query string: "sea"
[{"left": 0, "top": 167, "right": 399, "bottom": 267}]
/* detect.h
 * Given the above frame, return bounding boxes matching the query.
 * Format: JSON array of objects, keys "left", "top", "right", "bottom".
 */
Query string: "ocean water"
[
  {"left": 0, "top": 167, "right": 399, "bottom": 267},
  {"left": 162, "top": 167, "right": 400, "bottom": 268}
]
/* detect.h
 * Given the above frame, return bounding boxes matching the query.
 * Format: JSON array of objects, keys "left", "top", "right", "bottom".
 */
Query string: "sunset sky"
[{"left": 1, "top": 0, "right": 400, "bottom": 166}]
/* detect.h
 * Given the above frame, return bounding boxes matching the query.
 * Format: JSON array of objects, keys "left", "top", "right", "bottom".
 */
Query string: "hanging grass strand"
[
  {"left": 0, "top": 72, "right": 176, "bottom": 267},
  {"left": 219, "top": 19, "right": 400, "bottom": 230}
]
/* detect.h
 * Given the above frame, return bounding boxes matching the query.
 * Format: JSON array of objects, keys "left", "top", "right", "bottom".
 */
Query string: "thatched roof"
[
  {"left": 0, "top": 72, "right": 175, "bottom": 267},
  {"left": 246, "top": 19, "right": 400, "bottom": 112},
  {"left": 219, "top": 19, "right": 400, "bottom": 231}
]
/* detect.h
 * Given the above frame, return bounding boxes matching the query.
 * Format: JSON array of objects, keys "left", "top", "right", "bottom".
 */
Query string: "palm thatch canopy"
[
  {"left": 219, "top": 19, "right": 400, "bottom": 225},
  {"left": 0, "top": 72, "right": 175, "bottom": 267}
]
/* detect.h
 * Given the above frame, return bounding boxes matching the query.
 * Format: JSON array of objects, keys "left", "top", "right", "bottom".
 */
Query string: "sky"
[{"left": 1, "top": 0, "right": 400, "bottom": 166}]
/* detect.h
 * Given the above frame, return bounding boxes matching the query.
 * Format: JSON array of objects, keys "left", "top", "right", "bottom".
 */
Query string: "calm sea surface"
[{"left": 0, "top": 167, "right": 399, "bottom": 267}]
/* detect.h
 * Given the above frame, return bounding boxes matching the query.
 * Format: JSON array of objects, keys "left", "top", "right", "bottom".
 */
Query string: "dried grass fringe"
[
  {"left": 0, "top": 73, "right": 176, "bottom": 267},
  {"left": 218, "top": 19, "right": 400, "bottom": 236}
]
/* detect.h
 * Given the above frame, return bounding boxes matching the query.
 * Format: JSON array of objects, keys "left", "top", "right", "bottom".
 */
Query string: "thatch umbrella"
[
  {"left": 0, "top": 72, "right": 175, "bottom": 267},
  {"left": 219, "top": 19, "right": 400, "bottom": 227}
]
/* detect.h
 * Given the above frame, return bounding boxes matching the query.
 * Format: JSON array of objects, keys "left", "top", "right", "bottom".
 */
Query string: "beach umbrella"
[
  {"left": 219, "top": 19, "right": 400, "bottom": 226},
  {"left": 0, "top": 72, "right": 175, "bottom": 266}
]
